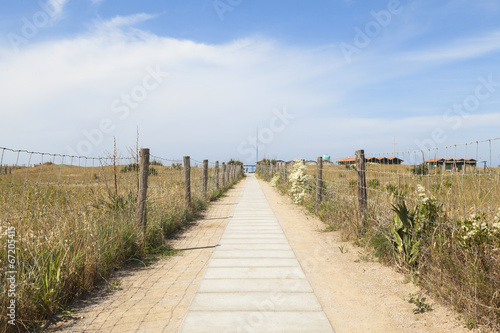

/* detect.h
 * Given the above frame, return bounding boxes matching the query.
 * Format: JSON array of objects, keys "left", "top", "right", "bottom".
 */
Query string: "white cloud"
[
  {"left": 96, "top": 13, "right": 158, "bottom": 30},
  {"left": 47, "top": 0, "right": 68, "bottom": 21},
  {"left": 404, "top": 31, "right": 500, "bottom": 63}
]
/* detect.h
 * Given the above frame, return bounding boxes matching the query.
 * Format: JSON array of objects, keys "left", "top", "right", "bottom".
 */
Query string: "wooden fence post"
[
  {"left": 215, "top": 161, "right": 219, "bottom": 189},
  {"left": 356, "top": 150, "right": 367, "bottom": 233},
  {"left": 184, "top": 156, "right": 191, "bottom": 210},
  {"left": 316, "top": 156, "right": 323, "bottom": 210},
  {"left": 137, "top": 148, "right": 150, "bottom": 231},
  {"left": 222, "top": 162, "right": 226, "bottom": 187},
  {"left": 284, "top": 162, "right": 288, "bottom": 182},
  {"left": 203, "top": 160, "right": 208, "bottom": 200}
]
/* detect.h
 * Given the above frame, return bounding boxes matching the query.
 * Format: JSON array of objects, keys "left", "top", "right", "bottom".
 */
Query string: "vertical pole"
[
  {"left": 284, "top": 162, "right": 288, "bottom": 182},
  {"left": 356, "top": 150, "right": 367, "bottom": 233},
  {"left": 184, "top": 156, "right": 191, "bottom": 210},
  {"left": 203, "top": 160, "right": 208, "bottom": 200},
  {"left": 316, "top": 156, "right": 323, "bottom": 210},
  {"left": 222, "top": 162, "right": 226, "bottom": 187},
  {"left": 215, "top": 161, "right": 219, "bottom": 190},
  {"left": 137, "top": 148, "right": 150, "bottom": 231}
]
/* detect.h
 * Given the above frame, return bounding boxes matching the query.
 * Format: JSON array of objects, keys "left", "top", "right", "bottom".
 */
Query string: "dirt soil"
[{"left": 257, "top": 177, "right": 484, "bottom": 333}]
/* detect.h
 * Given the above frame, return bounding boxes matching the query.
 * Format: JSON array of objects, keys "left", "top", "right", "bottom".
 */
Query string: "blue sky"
[{"left": 1, "top": 0, "right": 500, "bottom": 164}]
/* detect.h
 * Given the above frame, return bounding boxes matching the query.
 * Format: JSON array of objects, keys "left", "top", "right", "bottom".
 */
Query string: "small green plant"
[
  {"left": 321, "top": 224, "right": 338, "bottom": 232},
  {"left": 121, "top": 163, "right": 139, "bottom": 173},
  {"left": 150, "top": 160, "right": 163, "bottom": 166},
  {"left": 149, "top": 167, "right": 158, "bottom": 176},
  {"left": 386, "top": 183, "right": 397, "bottom": 193},
  {"left": 349, "top": 180, "right": 357, "bottom": 187},
  {"left": 390, "top": 201, "right": 421, "bottom": 266},
  {"left": 368, "top": 179, "right": 380, "bottom": 189},
  {"left": 338, "top": 245, "right": 348, "bottom": 254},
  {"left": 432, "top": 183, "right": 440, "bottom": 191},
  {"left": 355, "top": 251, "right": 372, "bottom": 262},
  {"left": 407, "top": 293, "right": 433, "bottom": 314},
  {"left": 444, "top": 180, "right": 452, "bottom": 187},
  {"left": 463, "top": 316, "right": 476, "bottom": 329},
  {"left": 338, "top": 173, "right": 345, "bottom": 178},
  {"left": 412, "top": 163, "right": 429, "bottom": 175},
  {"left": 171, "top": 162, "right": 182, "bottom": 170},
  {"left": 59, "top": 307, "right": 78, "bottom": 321},
  {"left": 105, "top": 280, "right": 123, "bottom": 293},
  {"left": 93, "top": 173, "right": 98, "bottom": 180}
]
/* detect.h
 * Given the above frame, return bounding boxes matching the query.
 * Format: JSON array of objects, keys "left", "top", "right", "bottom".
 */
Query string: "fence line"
[
  {"left": 257, "top": 137, "right": 500, "bottom": 330},
  {"left": 0, "top": 145, "right": 243, "bottom": 331}
]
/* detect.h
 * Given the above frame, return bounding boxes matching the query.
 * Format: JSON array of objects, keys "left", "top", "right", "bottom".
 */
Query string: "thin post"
[
  {"left": 184, "top": 156, "right": 191, "bottom": 210},
  {"left": 136, "top": 148, "right": 150, "bottom": 231},
  {"left": 215, "top": 161, "right": 219, "bottom": 189},
  {"left": 316, "top": 156, "right": 323, "bottom": 210},
  {"left": 284, "top": 162, "right": 288, "bottom": 182},
  {"left": 222, "top": 162, "right": 226, "bottom": 187},
  {"left": 356, "top": 150, "right": 367, "bottom": 233},
  {"left": 203, "top": 160, "right": 208, "bottom": 200}
]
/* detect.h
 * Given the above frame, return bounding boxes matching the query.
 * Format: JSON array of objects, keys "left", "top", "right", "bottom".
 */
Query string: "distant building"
[
  {"left": 425, "top": 158, "right": 477, "bottom": 171},
  {"left": 337, "top": 158, "right": 356, "bottom": 165},
  {"left": 337, "top": 157, "right": 403, "bottom": 165}
]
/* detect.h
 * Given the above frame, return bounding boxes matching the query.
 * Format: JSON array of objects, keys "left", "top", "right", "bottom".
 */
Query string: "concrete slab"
[
  {"left": 212, "top": 250, "right": 296, "bottom": 258},
  {"left": 208, "top": 258, "right": 300, "bottom": 268},
  {"left": 180, "top": 312, "right": 334, "bottom": 333},
  {"left": 197, "top": 278, "right": 313, "bottom": 293},
  {"left": 189, "top": 293, "right": 323, "bottom": 311},
  {"left": 203, "top": 267, "right": 306, "bottom": 279},
  {"left": 218, "top": 239, "right": 289, "bottom": 244},
  {"left": 218, "top": 244, "right": 291, "bottom": 250}
]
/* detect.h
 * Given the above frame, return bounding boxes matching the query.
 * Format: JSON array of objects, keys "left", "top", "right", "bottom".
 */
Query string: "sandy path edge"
[{"left": 257, "top": 177, "right": 484, "bottom": 333}]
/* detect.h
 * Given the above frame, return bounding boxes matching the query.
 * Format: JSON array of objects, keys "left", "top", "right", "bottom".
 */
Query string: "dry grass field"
[{"left": 0, "top": 154, "right": 242, "bottom": 332}]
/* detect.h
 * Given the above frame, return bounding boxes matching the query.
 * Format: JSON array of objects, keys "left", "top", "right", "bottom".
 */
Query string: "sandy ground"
[
  {"left": 45, "top": 180, "right": 245, "bottom": 333},
  {"left": 257, "top": 177, "right": 481, "bottom": 333}
]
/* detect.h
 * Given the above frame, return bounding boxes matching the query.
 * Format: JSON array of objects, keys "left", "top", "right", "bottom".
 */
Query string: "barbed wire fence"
[
  {"left": 0, "top": 146, "right": 243, "bottom": 331},
  {"left": 258, "top": 138, "right": 500, "bottom": 330}
]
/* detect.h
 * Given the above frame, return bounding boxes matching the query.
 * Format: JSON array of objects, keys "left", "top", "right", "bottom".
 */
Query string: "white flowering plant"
[
  {"left": 457, "top": 209, "right": 500, "bottom": 248},
  {"left": 416, "top": 185, "right": 442, "bottom": 228},
  {"left": 288, "top": 159, "right": 313, "bottom": 204},
  {"left": 270, "top": 173, "right": 280, "bottom": 187}
]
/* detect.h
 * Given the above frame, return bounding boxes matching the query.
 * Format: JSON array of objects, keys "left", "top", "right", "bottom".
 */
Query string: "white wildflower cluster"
[
  {"left": 460, "top": 209, "right": 500, "bottom": 244},
  {"left": 270, "top": 173, "right": 280, "bottom": 187},
  {"left": 417, "top": 184, "right": 431, "bottom": 204},
  {"left": 288, "top": 159, "right": 312, "bottom": 204},
  {"left": 493, "top": 208, "right": 500, "bottom": 231}
]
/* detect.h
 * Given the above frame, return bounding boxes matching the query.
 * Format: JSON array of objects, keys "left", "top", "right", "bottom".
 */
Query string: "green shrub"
[{"left": 412, "top": 163, "right": 429, "bottom": 175}]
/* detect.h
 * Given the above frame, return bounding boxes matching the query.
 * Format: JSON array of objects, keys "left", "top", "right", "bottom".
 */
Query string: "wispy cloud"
[
  {"left": 405, "top": 31, "right": 500, "bottom": 63},
  {"left": 96, "top": 13, "right": 158, "bottom": 30},
  {"left": 48, "top": 0, "right": 68, "bottom": 21}
]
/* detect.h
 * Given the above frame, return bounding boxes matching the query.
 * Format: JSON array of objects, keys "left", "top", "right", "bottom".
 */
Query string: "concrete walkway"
[{"left": 179, "top": 174, "right": 334, "bottom": 333}]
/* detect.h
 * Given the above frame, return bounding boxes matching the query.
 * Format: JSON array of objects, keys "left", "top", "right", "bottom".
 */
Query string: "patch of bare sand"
[
  {"left": 44, "top": 179, "right": 245, "bottom": 333},
  {"left": 258, "top": 178, "right": 480, "bottom": 333}
]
